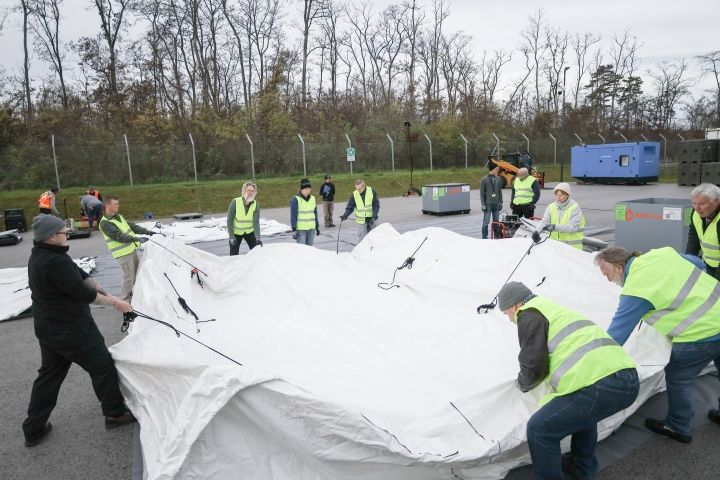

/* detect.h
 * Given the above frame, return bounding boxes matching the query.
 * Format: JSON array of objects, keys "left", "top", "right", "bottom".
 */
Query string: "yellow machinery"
[{"left": 488, "top": 152, "right": 545, "bottom": 189}]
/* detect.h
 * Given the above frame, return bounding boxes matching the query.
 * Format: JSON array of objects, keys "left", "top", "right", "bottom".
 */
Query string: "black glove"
[
  {"left": 256, "top": 239, "right": 263, "bottom": 247},
  {"left": 510, "top": 202, "right": 516, "bottom": 208},
  {"left": 147, "top": 231, "right": 156, "bottom": 236},
  {"left": 229, "top": 236, "right": 238, "bottom": 247},
  {"left": 139, "top": 237, "right": 148, "bottom": 244},
  {"left": 366, "top": 217, "right": 374, "bottom": 226},
  {"left": 482, "top": 206, "right": 487, "bottom": 213},
  {"left": 530, "top": 204, "right": 536, "bottom": 209},
  {"left": 292, "top": 231, "right": 299, "bottom": 240},
  {"left": 532, "top": 231, "right": 541, "bottom": 243},
  {"left": 544, "top": 224, "right": 556, "bottom": 232},
  {"left": 340, "top": 215, "right": 348, "bottom": 221},
  {"left": 316, "top": 228, "right": 320, "bottom": 237}
]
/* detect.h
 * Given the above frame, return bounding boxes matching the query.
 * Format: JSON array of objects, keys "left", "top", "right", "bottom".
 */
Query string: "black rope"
[
  {"left": 149, "top": 239, "right": 208, "bottom": 276},
  {"left": 476, "top": 237, "right": 547, "bottom": 314},
  {"left": 122, "top": 310, "right": 241, "bottom": 366},
  {"left": 450, "top": 402, "right": 486, "bottom": 441},
  {"left": 378, "top": 237, "right": 428, "bottom": 290},
  {"left": 164, "top": 273, "right": 199, "bottom": 320}
]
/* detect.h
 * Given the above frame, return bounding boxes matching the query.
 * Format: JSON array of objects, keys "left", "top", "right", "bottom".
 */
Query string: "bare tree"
[
  {"left": 29, "top": 0, "right": 68, "bottom": 108},
  {"left": 570, "top": 31, "right": 600, "bottom": 108},
  {"left": 19, "top": 0, "right": 33, "bottom": 126},
  {"left": 607, "top": 28, "right": 642, "bottom": 125},
  {"left": 299, "top": 0, "right": 325, "bottom": 108},
  {"left": 478, "top": 49, "right": 511, "bottom": 108},
  {"left": 92, "top": 0, "right": 130, "bottom": 100},
  {"left": 316, "top": 0, "right": 341, "bottom": 101},
  {"left": 400, "top": 0, "right": 423, "bottom": 116},
  {"left": 647, "top": 58, "right": 693, "bottom": 129},
  {"left": 519, "top": 7, "right": 547, "bottom": 113},
  {"left": 543, "top": 24, "right": 569, "bottom": 117},
  {"left": 695, "top": 51, "right": 720, "bottom": 124}
]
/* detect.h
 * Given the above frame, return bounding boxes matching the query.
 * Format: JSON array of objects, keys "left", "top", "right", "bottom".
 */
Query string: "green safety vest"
[
  {"left": 516, "top": 296, "right": 636, "bottom": 406},
  {"left": 691, "top": 211, "right": 720, "bottom": 268},
  {"left": 621, "top": 247, "right": 720, "bottom": 343},
  {"left": 233, "top": 199, "right": 256, "bottom": 235},
  {"left": 513, "top": 176, "right": 537, "bottom": 205},
  {"left": 549, "top": 203, "right": 585, "bottom": 250},
  {"left": 295, "top": 195, "right": 317, "bottom": 230},
  {"left": 353, "top": 188, "right": 374, "bottom": 224},
  {"left": 99, "top": 214, "right": 138, "bottom": 259}
]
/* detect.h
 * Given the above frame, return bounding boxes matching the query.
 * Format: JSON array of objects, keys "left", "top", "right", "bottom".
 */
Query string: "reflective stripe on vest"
[
  {"left": 353, "top": 187, "right": 374, "bottom": 224},
  {"left": 621, "top": 247, "right": 720, "bottom": 342},
  {"left": 233, "top": 198, "right": 256, "bottom": 235},
  {"left": 549, "top": 203, "right": 585, "bottom": 250},
  {"left": 99, "top": 215, "right": 138, "bottom": 258},
  {"left": 516, "top": 296, "right": 635, "bottom": 406},
  {"left": 691, "top": 210, "right": 720, "bottom": 267},
  {"left": 295, "top": 195, "right": 317, "bottom": 230},
  {"left": 39, "top": 192, "right": 53, "bottom": 209},
  {"left": 513, "top": 176, "right": 536, "bottom": 205}
]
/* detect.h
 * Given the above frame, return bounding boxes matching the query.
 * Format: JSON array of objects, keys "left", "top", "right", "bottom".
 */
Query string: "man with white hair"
[
  {"left": 227, "top": 181, "right": 262, "bottom": 255},
  {"left": 532, "top": 182, "right": 585, "bottom": 249},
  {"left": 510, "top": 168, "right": 540, "bottom": 219},
  {"left": 686, "top": 183, "right": 720, "bottom": 280},
  {"left": 340, "top": 179, "right": 380, "bottom": 242}
]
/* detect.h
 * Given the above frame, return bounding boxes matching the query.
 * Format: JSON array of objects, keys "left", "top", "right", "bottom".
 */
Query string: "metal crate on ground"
[
  {"left": 615, "top": 198, "right": 693, "bottom": 253},
  {"left": 421, "top": 183, "right": 471, "bottom": 215}
]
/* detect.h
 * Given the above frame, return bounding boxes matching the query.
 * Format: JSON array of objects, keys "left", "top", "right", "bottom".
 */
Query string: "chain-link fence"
[{"left": 0, "top": 134, "right": 686, "bottom": 189}]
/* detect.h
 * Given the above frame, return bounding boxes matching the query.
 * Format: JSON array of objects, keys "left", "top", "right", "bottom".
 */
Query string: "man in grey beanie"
[
  {"left": 23, "top": 215, "right": 137, "bottom": 448},
  {"left": 498, "top": 281, "right": 638, "bottom": 480}
]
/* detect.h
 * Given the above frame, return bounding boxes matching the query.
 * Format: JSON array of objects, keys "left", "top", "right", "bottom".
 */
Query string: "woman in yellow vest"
[
  {"left": 498, "top": 282, "right": 638, "bottom": 480},
  {"left": 532, "top": 182, "right": 585, "bottom": 250},
  {"left": 227, "top": 182, "right": 262, "bottom": 255},
  {"left": 290, "top": 178, "right": 320, "bottom": 246}
]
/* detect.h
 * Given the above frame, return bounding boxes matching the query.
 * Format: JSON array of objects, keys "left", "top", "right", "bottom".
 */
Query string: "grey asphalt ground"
[{"left": 2, "top": 181, "right": 719, "bottom": 480}]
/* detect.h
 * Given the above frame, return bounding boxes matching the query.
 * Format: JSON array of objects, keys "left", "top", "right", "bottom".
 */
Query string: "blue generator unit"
[{"left": 571, "top": 142, "right": 660, "bottom": 184}]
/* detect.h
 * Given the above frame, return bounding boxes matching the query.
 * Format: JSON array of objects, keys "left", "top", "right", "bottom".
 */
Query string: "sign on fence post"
[{"left": 347, "top": 147, "right": 355, "bottom": 176}]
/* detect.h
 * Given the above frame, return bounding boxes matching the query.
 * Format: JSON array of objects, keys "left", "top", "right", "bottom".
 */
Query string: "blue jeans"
[
  {"left": 527, "top": 368, "right": 639, "bottom": 480},
  {"left": 296, "top": 229, "right": 315, "bottom": 246},
  {"left": 705, "top": 263, "right": 716, "bottom": 278},
  {"left": 482, "top": 204, "right": 501, "bottom": 239},
  {"left": 86, "top": 204, "right": 104, "bottom": 229},
  {"left": 664, "top": 339, "right": 720, "bottom": 435}
]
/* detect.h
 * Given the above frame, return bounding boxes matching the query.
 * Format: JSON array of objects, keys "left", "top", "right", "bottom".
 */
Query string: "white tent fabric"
[
  {"left": 0, "top": 257, "right": 97, "bottom": 321},
  {"left": 137, "top": 218, "right": 291, "bottom": 244},
  {"left": 111, "top": 226, "right": 672, "bottom": 480}
]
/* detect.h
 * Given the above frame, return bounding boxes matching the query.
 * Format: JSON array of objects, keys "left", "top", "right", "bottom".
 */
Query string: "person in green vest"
[
  {"left": 686, "top": 183, "right": 720, "bottom": 281},
  {"left": 595, "top": 246, "right": 720, "bottom": 444},
  {"left": 531, "top": 182, "right": 585, "bottom": 249},
  {"left": 340, "top": 179, "right": 380, "bottom": 242},
  {"left": 510, "top": 168, "right": 540, "bottom": 219},
  {"left": 227, "top": 182, "right": 262, "bottom": 255},
  {"left": 99, "top": 195, "right": 156, "bottom": 303},
  {"left": 498, "top": 281, "right": 638, "bottom": 480},
  {"left": 290, "top": 178, "right": 320, "bottom": 246}
]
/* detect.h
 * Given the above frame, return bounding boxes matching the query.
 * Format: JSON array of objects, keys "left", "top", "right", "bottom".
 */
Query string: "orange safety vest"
[
  {"left": 39, "top": 191, "right": 53, "bottom": 209},
  {"left": 87, "top": 190, "right": 99, "bottom": 199}
]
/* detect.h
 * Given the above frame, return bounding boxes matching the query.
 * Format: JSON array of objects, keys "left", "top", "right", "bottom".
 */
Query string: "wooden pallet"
[{"left": 173, "top": 212, "right": 203, "bottom": 220}]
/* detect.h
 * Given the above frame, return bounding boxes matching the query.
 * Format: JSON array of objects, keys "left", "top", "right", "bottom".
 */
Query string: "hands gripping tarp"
[{"left": 111, "top": 225, "right": 673, "bottom": 480}]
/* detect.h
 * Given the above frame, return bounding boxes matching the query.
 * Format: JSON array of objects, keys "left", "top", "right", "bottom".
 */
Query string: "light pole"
[
  {"left": 459, "top": 134, "right": 468, "bottom": 169},
  {"left": 404, "top": 122, "right": 421, "bottom": 196},
  {"left": 561, "top": 66, "right": 570, "bottom": 182}
]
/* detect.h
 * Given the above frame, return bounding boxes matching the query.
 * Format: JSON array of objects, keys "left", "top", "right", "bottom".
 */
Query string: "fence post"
[
  {"left": 574, "top": 133, "right": 583, "bottom": 145},
  {"left": 619, "top": 133, "right": 628, "bottom": 142},
  {"left": 424, "top": 134, "right": 433, "bottom": 171},
  {"left": 492, "top": 133, "right": 500, "bottom": 157},
  {"left": 386, "top": 134, "right": 394, "bottom": 173},
  {"left": 297, "top": 134, "right": 306, "bottom": 177},
  {"left": 459, "top": 133, "right": 468, "bottom": 169},
  {"left": 549, "top": 133, "right": 557, "bottom": 165},
  {"left": 640, "top": 134, "right": 648, "bottom": 142},
  {"left": 345, "top": 134, "right": 353, "bottom": 176},
  {"left": 189, "top": 134, "right": 198, "bottom": 184},
  {"left": 677, "top": 133, "right": 685, "bottom": 141},
  {"left": 659, "top": 134, "right": 667, "bottom": 163},
  {"left": 124, "top": 134, "right": 134, "bottom": 187},
  {"left": 51, "top": 135, "right": 60, "bottom": 189},
  {"left": 245, "top": 133, "right": 255, "bottom": 180},
  {"left": 521, "top": 133, "right": 530, "bottom": 153},
  {"left": 597, "top": 133, "right": 605, "bottom": 144}
]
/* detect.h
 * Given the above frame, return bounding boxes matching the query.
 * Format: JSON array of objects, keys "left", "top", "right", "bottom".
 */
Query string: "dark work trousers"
[
  {"left": 23, "top": 321, "right": 126, "bottom": 441},
  {"left": 229, "top": 232, "right": 257, "bottom": 256},
  {"left": 512, "top": 203, "right": 536, "bottom": 219},
  {"left": 39, "top": 208, "right": 52, "bottom": 215}
]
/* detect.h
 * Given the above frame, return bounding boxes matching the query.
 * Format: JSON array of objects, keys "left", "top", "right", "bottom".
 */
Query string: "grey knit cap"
[
  {"left": 32, "top": 214, "right": 66, "bottom": 241},
  {"left": 498, "top": 281, "right": 532, "bottom": 311}
]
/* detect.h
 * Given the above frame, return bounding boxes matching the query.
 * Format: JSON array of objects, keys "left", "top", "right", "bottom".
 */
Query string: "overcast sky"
[{"left": 1, "top": 0, "right": 718, "bottom": 100}]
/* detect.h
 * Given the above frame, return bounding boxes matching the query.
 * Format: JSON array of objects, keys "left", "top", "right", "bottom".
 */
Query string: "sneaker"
[
  {"left": 105, "top": 410, "right": 137, "bottom": 430},
  {"left": 329, "top": 223, "right": 336, "bottom": 227},
  {"left": 561, "top": 454, "right": 590, "bottom": 480},
  {"left": 24, "top": 421, "right": 52, "bottom": 447},
  {"left": 709, "top": 409, "right": 720, "bottom": 425},
  {"left": 645, "top": 418, "right": 692, "bottom": 443}
]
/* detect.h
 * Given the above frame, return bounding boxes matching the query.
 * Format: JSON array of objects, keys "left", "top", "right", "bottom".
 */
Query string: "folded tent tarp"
[
  {"left": 136, "top": 217, "right": 291, "bottom": 244},
  {"left": 111, "top": 227, "right": 674, "bottom": 480}
]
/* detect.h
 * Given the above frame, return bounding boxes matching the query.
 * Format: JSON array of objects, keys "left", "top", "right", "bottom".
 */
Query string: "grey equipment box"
[
  {"left": 615, "top": 198, "right": 694, "bottom": 253},
  {"left": 421, "top": 183, "right": 471, "bottom": 215}
]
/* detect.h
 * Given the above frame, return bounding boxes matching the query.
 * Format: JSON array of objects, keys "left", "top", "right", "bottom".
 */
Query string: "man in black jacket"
[
  {"left": 686, "top": 183, "right": 720, "bottom": 281},
  {"left": 480, "top": 162, "right": 503, "bottom": 239},
  {"left": 22, "top": 215, "right": 137, "bottom": 448},
  {"left": 320, "top": 174, "right": 336, "bottom": 228}
]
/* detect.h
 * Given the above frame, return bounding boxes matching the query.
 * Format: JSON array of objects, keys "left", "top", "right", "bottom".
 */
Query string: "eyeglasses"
[{"left": 57, "top": 230, "right": 72, "bottom": 238}]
